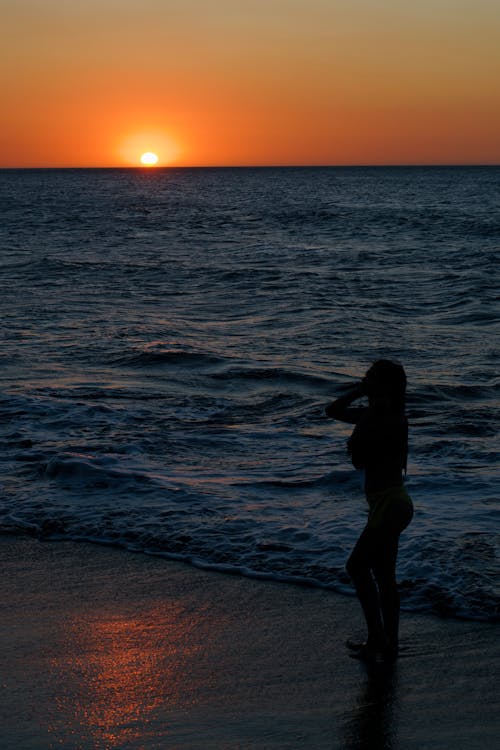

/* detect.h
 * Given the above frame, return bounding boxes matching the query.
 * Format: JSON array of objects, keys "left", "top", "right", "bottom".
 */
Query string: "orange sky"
[{"left": 1, "top": 0, "right": 499, "bottom": 166}]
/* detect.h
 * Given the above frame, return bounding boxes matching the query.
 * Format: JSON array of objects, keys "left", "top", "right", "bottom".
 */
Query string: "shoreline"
[{"left": 0, "top": 535, "right": 498, "bottom": 749}]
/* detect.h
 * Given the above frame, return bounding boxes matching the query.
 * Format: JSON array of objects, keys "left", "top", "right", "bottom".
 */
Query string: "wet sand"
[{"left": 0, "top": 536, "right": 497, "bottom": 749}]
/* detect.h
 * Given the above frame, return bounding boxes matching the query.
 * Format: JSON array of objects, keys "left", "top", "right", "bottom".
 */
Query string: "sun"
[
  {"left": 119, "top": 132, "right": 181, "bottom": 167},
  {"left": 140, "top": 152, "right": 159, "bottom": 166}
]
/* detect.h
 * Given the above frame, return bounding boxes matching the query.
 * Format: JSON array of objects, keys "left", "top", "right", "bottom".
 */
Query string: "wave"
[
  {"left": 43, "top": 452, "right": 164, "bottom": 489},
  {"left": 242, "top": 469, "right": 357, "bottom": 491},
  {"left": 411, "top": 382, "right": 498, "bottom": 405},
  {"left": 113, "top": 346, "right": 226, "bottom": 369},
  {"left": 211, "top": 367, "right": 333, "bottom": 392},
  {"left": 0, "top": 521, "right": 497, "bottom": 622}
]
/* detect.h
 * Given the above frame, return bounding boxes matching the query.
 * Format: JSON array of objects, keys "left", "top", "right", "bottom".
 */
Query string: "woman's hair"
[{"left": 367, "top": 359, "right": 406, "bottom": 411}]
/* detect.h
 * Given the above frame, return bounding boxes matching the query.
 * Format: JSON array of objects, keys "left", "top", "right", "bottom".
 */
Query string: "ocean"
[{"left": 0, "top": 166, "right": 498, "bottom": 621}]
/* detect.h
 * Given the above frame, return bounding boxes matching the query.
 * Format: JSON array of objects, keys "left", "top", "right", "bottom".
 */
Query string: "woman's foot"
[
  {"left": 349, "top": 643, "right": 387, "bottom": 664},
  {"left": 346, "top": 636, "right": 397, "bottom": 663},
  {"left": 345, "top": 639, "right": 367, "bottom": 651}
]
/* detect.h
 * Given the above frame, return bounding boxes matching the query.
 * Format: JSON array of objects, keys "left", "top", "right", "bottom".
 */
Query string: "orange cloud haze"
[{"left": 1, "top": 0, "right": 499, "bottom": 166}]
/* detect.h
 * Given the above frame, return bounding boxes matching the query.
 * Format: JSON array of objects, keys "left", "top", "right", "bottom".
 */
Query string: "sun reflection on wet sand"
[{"left": 50, "top": 602, "right": 204, "bottom": 747}]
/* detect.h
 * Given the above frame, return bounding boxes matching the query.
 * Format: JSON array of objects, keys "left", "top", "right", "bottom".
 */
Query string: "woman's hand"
[
  {"left": 356, "top": 381, "right": 366, "bottom": 397},
  {"left": 325, "top": 382, "right": 366, "bottom": 422}
]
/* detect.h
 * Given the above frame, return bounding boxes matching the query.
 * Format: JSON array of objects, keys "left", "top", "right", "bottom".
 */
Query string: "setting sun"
[
  {"left": 140, "top": 152, "right": 159, "bottom": 166},
  {"left": 118, "top": 132, "right": 181, "bottom": 167}
]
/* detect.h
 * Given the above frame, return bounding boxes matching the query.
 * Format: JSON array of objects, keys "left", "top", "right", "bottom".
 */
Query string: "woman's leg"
[
  {"left": 372, "top": 502, "right": 413, "bottom": 653},
  {"left": 371, "top": 537, "right": 400, "bottom": 653},
  {"left": 346, "top": 528, "right": 386, "bottom": 649}
]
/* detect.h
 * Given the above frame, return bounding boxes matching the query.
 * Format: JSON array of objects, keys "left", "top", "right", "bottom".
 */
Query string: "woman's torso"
[{"left": 347, "top": 408, "right": 408, "bottom": 494}]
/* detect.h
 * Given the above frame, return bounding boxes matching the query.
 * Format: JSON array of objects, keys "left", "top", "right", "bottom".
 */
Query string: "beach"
[{"left": 0, "top": 536, "right": 497, "bottom": 749}]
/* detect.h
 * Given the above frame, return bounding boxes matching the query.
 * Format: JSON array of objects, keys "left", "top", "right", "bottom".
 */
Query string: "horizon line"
[{"left": 1, "top": 163, "right": 499, "bottom": 170}]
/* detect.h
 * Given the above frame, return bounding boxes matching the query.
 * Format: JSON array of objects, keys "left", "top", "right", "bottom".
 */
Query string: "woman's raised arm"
[{"left": 325, "top": 384, "right": 365, "bottom": 424}]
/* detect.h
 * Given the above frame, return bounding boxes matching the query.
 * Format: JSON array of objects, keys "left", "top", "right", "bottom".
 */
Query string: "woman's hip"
[{"left": 367, "top": 485, "right": 413, "bottom": 532}]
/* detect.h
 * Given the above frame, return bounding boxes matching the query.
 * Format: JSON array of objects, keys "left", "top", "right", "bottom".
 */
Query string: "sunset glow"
[
  {"left": 1, "top": 1, "right": 499, "bottom": 166},
  {"left": 140, "top": 152, "right": 159, "bottom": 166}
]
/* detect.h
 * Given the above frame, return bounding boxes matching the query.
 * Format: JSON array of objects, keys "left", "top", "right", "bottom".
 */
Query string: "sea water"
[{"left": 0, "top": 166, "right": 498, "bottom": 621}]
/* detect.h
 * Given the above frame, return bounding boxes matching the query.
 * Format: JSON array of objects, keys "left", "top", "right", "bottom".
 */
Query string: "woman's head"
[{"left": 363, "top": 359, "right": 406, "bottom": 410}]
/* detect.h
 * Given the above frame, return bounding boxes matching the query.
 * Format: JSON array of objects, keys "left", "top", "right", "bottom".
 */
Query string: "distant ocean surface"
[{"left": 0, "top": 167, "right": 498, "bottom": 621}]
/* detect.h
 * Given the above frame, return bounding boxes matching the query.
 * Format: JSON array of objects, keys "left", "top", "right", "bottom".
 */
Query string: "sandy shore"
[{"left": 0, "top": 536, "right": 497, "bottom": 749}]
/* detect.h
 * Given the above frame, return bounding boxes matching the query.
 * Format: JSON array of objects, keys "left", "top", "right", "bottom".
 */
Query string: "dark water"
[{"left": 0, "top": 167, "right": 498, "bottom": 620}]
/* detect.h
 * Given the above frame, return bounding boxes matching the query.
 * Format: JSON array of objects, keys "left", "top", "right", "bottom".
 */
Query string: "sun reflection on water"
[{"left": 51, "top": 602, "right": 203, "bottom": 747}]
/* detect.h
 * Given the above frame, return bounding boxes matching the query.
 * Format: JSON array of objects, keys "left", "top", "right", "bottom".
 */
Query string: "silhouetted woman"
[{"left": 326, "top": 360, "right": 413, "bottom": 663}]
